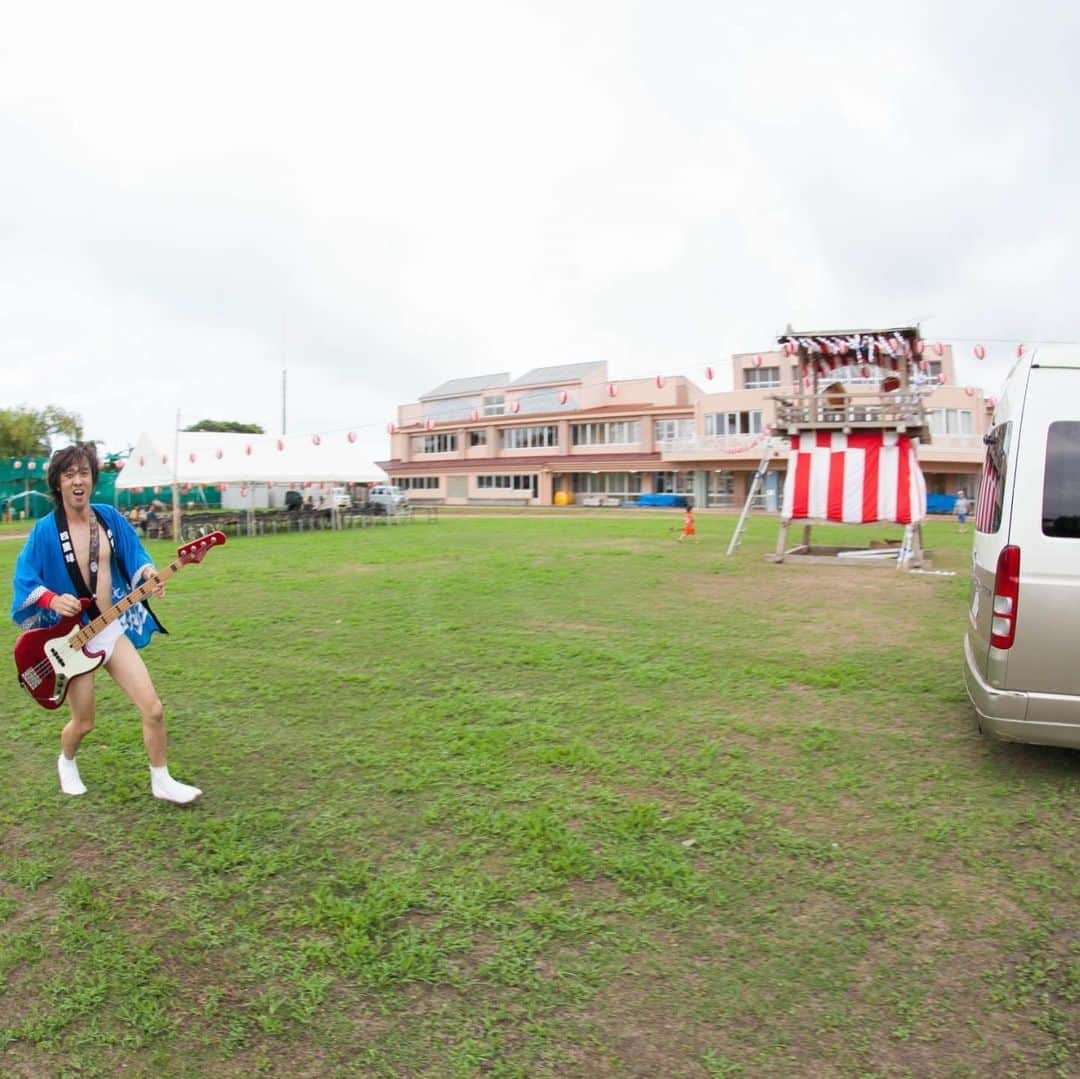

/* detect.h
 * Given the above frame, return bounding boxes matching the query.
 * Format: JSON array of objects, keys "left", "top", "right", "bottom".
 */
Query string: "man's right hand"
[{"left": 50, "top": 594, "right": 83, "bottom": 618}]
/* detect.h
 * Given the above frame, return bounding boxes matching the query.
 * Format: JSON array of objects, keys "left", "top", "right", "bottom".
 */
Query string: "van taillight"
[{"left": 990, "top": 545, "right": 1021, "bottom": 650}]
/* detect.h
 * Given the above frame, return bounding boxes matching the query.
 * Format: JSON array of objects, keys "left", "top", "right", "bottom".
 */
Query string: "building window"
[
  {"left": 928, "top": 409, "right": 973, "bottom": 436},
  {"left": 483, "top": 395, "right": 505, "bottom": 416},
  {"left": 743, "top": 366, "right": 780, "bottom": 389},
  {"left": 476, "top": 474, "right": 538, "bottom": 495},
  {"left": 654, "top": 419, "right": 695, "bottom": 443},
  {"left": 392, "top": 476, "right": 440, "bottom": 490},
  {"left": 570, "top": 472, "right": 643, "bottom": 496},
  {"left": 469, "top": 430, "right": 487, "bottom": 447},
  {"left": 570, "top": 421, "right": 641, "bottom": 446},
  {"left": 414, "top": 433, "right": 459, "bottom": 454},
  {"left": 653, "top": 471, "right": 693, "bottom": 494},
  {"left": 705, "top": 411, "right": 762, "bottom": 436},
  {"left": 501, "top": 425, "right": 558, "bottom": 450}
]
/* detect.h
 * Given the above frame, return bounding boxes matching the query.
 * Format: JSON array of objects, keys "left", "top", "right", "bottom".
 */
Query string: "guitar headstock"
[{"left": 176, "top": 531, "right": 228, "bottom": 565}]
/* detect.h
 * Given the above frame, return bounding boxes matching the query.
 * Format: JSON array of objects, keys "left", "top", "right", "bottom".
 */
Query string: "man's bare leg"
[
  {"left": 106, "top": 637, "right": 201, "bottom": 804},
  {"left": 58, "top": 674, "right": 95, "bottom": 794}
]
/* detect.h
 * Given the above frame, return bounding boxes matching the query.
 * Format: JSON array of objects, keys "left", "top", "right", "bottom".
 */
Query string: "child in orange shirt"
[{"left": 678, "top": 506, "right": 697, "bottom": 542}]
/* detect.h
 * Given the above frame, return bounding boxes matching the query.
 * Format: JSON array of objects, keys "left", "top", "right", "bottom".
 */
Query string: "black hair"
[{"left": 46, "top": 444, "right": 100, "bottom": 506}]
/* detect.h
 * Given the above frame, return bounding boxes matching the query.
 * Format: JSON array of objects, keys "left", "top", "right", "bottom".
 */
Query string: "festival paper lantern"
[
  {"left": 558, "top": 390, "right": 568, "bottom": 404},
  {"left": 656, "top": 374, "right": 664, "bottom": 388},
  {"left": 510, "top": 401, "right": 521, "bottom": 413},
  {"left": 153, "top": 486, "right": 161, "bottom": 494},
  {"left": 938, "top": 373, "right": 947, "bottom": 384},
  {"left": 470, "top": 409, "right": 479, "bottom": 421},
  {"left": 837, "top": 342, "right": 849, "bottom": 356},
  {"left": 386, "top": 423, "right": 396, "bottom": 435},
  {"left": 607, "top": 384, "right": 617, "bottom": 398},
  {"left": 115, "top": 460, "right": 124, "bottom": 470},
  {"left": 1016, "top": 343, "right": 1025, "bottom": 358},
  {"left": 933, "top": 342, "right": 944, "bottom": 356},
  {"left": 188, "top": 452, "right": 197, "bottom": 463},
  {"left": 974, "top": 344, "right": 986, "bottom": 360},
  {"left": 138, "top": 456, "right": 145, "bottom": 467},
  {"left": 913, "top": 339, "right": 924, "bottom": 355},
  {"left": 245, "top": 444, "right": 253, "bottom": 455},
  {"left": 705, "top": 366, "right": 714, "bottom": 380},
  {"left": 266, "top": 482, "right": 273, "bottom": 490},
  {"left": 920, "top": 360, "right": 929, "bottom": 373},
  {"left": 312, "top": 434, "right": 321, "bottom": 446},
  {"left": 161, "top": 454, "right": 168, "bottom": 465},
  {"left": 753, "top": 355, "right": 763, "bottom": 368},
  {"left": 240, "top": 485, "right": 248, "bottom": 497},
  {"left": 861, "top": 366, "right": 870, "bottom": 379},
  {"left": 277, "top": 438, "right": 285, "bottom": 450},
  {"left": 964, "top": 386, "right": 975, "bottom": 397},
  {"left": 425, "top": 417, "right": 435, "bottom": 430},
  {"left": 348, "top": 431, "right": 357, "bottom": 443},
  {"left": 987, "top": 396, "right": 997, "bottom": 409},
  {"left": 12, "top": 460, "right": 21, "bottom": 469},
  {"left": 215, "top": 449, "right": 223, "bottom": 460}
]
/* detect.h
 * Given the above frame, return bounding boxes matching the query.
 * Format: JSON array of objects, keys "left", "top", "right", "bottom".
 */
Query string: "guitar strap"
[{"left": 54, "top": 505, "right": 101, "bottom": 619}]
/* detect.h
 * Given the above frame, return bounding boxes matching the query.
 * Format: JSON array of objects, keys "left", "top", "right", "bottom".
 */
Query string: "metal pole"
[{"left": 172, "top": 410, "right": 181, "bottom": 542}]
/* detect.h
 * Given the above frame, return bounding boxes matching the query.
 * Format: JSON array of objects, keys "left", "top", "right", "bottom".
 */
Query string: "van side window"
[
  {"left": 975, "top": 422, "right": 1010, "bottom": 534},
  {"left": 1043, "top": 421, "right": 1080, "bottom": 538}
]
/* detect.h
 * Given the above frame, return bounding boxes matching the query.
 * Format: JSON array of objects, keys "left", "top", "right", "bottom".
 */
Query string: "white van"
[
  {"left": 367, "top": 484, "right": 408, "bottom": 515},
  {"left": 963, "top": 348, "right": 1080, "bottom": 749}
]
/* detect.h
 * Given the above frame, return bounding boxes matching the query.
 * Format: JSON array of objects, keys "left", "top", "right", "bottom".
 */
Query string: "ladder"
[{"left": 726, "top": 437, "right": 777, "bottom": 555}]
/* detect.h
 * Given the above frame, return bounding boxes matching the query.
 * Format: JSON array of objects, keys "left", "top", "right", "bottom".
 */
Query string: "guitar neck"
[{"left": 69, "top": 558, "right": 184, "bottom": 648}]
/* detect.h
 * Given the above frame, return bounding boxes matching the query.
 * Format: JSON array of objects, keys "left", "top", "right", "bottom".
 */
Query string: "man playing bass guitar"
[{"left": 10, "top": 443, "right": 201, "bottom": 803}]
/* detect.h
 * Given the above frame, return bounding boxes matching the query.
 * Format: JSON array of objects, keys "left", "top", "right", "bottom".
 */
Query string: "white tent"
[{"left": 116, "top": 431, "right": 386, "bottom": 490}]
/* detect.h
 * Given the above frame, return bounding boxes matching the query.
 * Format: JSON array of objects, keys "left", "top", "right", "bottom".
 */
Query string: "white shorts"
[{"left": 86, "top": 620, "right": 126, "bottom": 664}]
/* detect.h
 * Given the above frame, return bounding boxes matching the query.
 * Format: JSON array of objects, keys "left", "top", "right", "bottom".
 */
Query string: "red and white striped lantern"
[
  {"left": 266, "top": 482, "right": 273, "bottom": 490},
  {"left": 705, "top": 366, "right": 714, "bottom": 380},
  {"left": 837, "top": 342, "right": 849, "bottom": 357},
  {"left": 188, "top": 452, "right": 197, "bottom": 463},
  {"left": 312, "top": 434, "right": 321, "bottom": 446},
  {"left": 153, "top": 486, "right": 161, "bottom": 495},
  {"left": 138, "top": 456, "right": 144, "bottom": 467},
  {"left": 920, "top": 360, "right": 929, "bottom": 374},
  {"left": 425, "top": 417, "right": 435, "bottom": 430},
  {"left": 607, "top": 384, "right": 617, "bottom": 398},
  {"left": 245, "top": 444, "right": 253, "bottom": 455},
  {"left": 753, "top": 355, "right": 763, "bottom": 368},
  {"left": 161, "top": 454, "right": 168, "bottom": 465},
  {"left": 913, "top": 339, "right": 924, "bottom": 355},
  {"left": 938, "top": 373, "right": 947, "bottom": 385},
  {"left": 933, "top": 342, "right": 944, "bottom": 356},
  {"left": 510, "top": 401, "right": 521, "bottom": 413},
  {"left": 656, "top": 374, "right": 664, "bottom": 388},
  {"left": 12, "top": 460, "right": 21, "bottom": 470},
  {"left": 1016, "top": 343, "right": 1025, "bottom": 358},
  {"left": 470, "top": 409, "right": 479, "bottom": 421},
  {"left": 115, "top": 460, "right": 124, "bottom": 470},
  {"left": 277, "top": 438, "right": 285, "bottom": 451},
  {"left": 974, "top": 344, "right": 986, "bottom": 360},
  {"left": 964, "top": 385, "right": 975, "bottom": 397},
  {"left": 558, "top": 390, "right": 568, "bottom": 404},
  {"left": 386, "top": 423, "right": 396, "bottom": 435},
  {"left": 987, "top": 396, "right": 997, "bottom": 409},
  {"left": 215, "top": 449, "right": 223, "bottom": 460},
  {"left": 348, "top": 431, "right": 357, "bottom": 443},
  {"left": 861, "top": 366, "right": 870, "bottom": 379}
]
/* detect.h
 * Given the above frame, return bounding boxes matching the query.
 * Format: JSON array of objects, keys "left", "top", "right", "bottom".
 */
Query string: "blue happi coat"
[{"left": 11, "top": 503, "right": 163, "bottom": 648}]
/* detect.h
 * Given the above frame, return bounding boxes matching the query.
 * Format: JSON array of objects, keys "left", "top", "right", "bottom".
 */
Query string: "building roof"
[
  {"left": 507, "top": 362, "right": 606, "bottom": 388},
  {"left": 420, "top": 373, "right": 509, "bottom": 401},
  {"left": 779, "top": 325, "right": 919, "bottom": 341}
]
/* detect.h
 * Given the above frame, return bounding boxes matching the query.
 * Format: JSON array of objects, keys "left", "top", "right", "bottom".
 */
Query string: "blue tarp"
[{"left": 638, "top": 494, "right": 689, "bottom": 508}]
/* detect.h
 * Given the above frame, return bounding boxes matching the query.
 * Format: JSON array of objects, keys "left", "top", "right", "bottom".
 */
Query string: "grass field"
[{"left": 1, "top": 513, "right": 1077, "bottom": 1077}]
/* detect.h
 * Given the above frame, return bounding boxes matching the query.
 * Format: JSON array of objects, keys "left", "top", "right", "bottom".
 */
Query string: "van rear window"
[
  {"left": 1043, "top": 421, "right": 1080, "bottom": 538},
  {"left": 976, "top": 422, "right": 1010, "bottom": 534}
]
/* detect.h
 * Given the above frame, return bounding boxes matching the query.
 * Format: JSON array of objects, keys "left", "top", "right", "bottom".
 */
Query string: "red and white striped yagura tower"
[{"left": 768, "top": 325, "right": 932, "bottom": 568}]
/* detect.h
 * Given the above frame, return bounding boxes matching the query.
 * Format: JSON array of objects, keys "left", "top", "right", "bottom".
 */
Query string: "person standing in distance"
[
  {"left": 10, "top": 443, "right": 201, "bottom": 803},
  {"left": 954, "top": 488, "right": 971, "bottom": 533}
]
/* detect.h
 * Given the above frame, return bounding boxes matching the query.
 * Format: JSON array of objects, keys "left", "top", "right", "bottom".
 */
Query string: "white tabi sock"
[
  {"left": 58, "top": 754, "right": 87, "bottom": 796},
  {"left": 150, "top": 765, "right": 202, "bottom": 804}
]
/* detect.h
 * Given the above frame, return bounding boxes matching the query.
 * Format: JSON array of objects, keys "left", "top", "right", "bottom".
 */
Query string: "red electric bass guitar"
[{"left": 14, "top": 531, "right": 226, "bottom": 710}]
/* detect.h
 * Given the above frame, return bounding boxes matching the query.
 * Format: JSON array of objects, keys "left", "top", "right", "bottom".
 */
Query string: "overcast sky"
[{"left": 2, "top": 1, "right": 1078, "bottom": 465}]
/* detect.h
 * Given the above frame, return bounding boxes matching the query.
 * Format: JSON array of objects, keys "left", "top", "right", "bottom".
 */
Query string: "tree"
[
  {"left": 0, "top": 406, "right": 83, "bottom": 457},
  {"left": 183, "top": 420, "right": 265, "bottom": 434}
]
